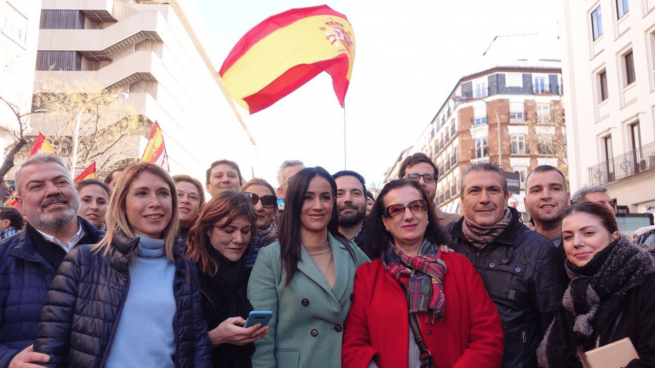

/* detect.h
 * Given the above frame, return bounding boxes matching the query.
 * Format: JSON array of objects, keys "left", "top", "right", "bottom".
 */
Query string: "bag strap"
[{"left": 409, "top": 313, "right": 434, "bottom": 368}]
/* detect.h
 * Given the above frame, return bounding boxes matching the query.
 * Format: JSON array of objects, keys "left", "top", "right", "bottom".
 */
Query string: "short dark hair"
[
  {"left": 362, "top": 179, "right": 445, "bottom": 259},
  {"left": 563, "top": 202, "right": 618, "bottom": 234},
  {"left": 525, "top": 165, "right": 567, "bottom": 190},
  {"left": 366, "top": 190, "right": 375, "bottom": 201},
  {"left": 399, "top": 153, "right": 438, "bottom": 180},
  {"left": 103, "top": 168, "right": 124, "bottom": 185},
  {"left": 0, "top": 207, "right": 24, "bottom": 231},
  {"left": 460, "top": 161, "right": 508, "bottom": 196},
  {"left": 332, "top": 170, "right": 366, "bottom": 192},
  {"left": 206, "top": 160, "right": 243, "bottom": 186},
  {"left": 76, "top": 179, "right": 111, "bottom": 198},
  {"left": 173, "top": 175, "right": 206, "bottom": 207}
]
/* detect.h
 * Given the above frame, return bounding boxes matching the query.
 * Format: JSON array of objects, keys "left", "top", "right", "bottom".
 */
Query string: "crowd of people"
[{"left": 0, "top": 152, "right": 653, "bottom": 368}]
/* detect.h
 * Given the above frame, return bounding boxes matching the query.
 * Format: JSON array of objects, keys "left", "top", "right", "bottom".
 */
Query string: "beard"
[
  {"left": 337, "top": 203, "right": 366, "bottom": 228},
  {"left": 25, "top": 194, "right": 80, "bottom": 233}
]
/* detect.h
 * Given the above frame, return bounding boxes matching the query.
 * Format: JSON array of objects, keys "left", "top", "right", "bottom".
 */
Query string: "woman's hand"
[
  {"left": 439, "top": 244, "right": 454, "bottom": 253},
  {"left": 207, "top": 316, "right": 269, "bottom": 347}
]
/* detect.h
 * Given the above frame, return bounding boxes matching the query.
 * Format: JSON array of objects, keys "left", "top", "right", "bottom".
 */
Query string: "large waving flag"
[
  {"left": 141, "top": 122, "right": 169, "bottom": 171},
  {"left": 219, "top": 5, "right": 355, "bottom": 114},
  {"left": 74, "top": 162, "right": 96, "bottom": 183},
  {"left": 28, "top": 133, "right": 56, "bottom": 158}
]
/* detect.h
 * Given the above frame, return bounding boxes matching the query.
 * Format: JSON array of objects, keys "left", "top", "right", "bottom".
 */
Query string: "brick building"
[{"left": 385, "top": 64, "right": 566, "bottom": 220}]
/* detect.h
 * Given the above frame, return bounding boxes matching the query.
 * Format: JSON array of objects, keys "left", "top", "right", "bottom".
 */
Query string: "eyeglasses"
[
  {"left": 384, "top": 199, "right": 428, "bottom": 217},
  {"left": 404, "top": 173, "right": 436, "bottom": 184},
  {"left": 246, "top": 192, "right": 278, "bottom": 209}
]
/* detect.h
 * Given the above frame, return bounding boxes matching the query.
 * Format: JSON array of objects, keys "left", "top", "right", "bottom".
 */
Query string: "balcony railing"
[{"left": 588, "top": 141, "right": 655, "bottom": 185}]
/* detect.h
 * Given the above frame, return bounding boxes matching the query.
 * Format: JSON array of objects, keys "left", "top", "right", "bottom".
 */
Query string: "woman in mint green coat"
[{"left": 247, "top": 167, "right": 369, "bottom": 368}]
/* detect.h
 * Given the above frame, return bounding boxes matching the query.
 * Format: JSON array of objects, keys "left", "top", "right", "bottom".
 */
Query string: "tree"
[
  {"left": 0, "top": 95, "right": 31, "bottom": 199},
  {"left": 525, "top": 100, "right": 568, "bottom": 178},
  {"left": 19, "top": 78, "right": 146, "bottom": 178}
]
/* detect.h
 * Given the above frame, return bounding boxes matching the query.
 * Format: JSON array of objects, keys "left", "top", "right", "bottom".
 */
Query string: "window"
[
  {"left": 511, "top": 135, "right": 526, "bottom": 154},
  {"left": 2, "top": 4, "right": 27, "bottom": 44},
  {"left": 475, "top": 138, "right": 488, "bottom": 158},
  {"left": 591, "top": 6, "right": 603, "bottom": 41},
  {"left": 536, "top": 104, "right": 551, "bottom": 122},
  {"left": 509, "top": 102, "right": 524, "bottom": 122},
  {"left": 599, "top": 70, "right": 608, "bottom": 102},
  {"left": 616, "top": 0, "right": 629, "bottom": 19},
  {"left": 514, "top": 168, "right": 527, "bottom": 187},
  {"left": 450, "top": 124, "right": 456, "bottom": 136},
  {"left": 603, "top": 135, "right": 614, "bottom": 180},
  {"left": 538, "top": 135, "right": 554, "bottom": 154},
  {"left": 624, "top": 50, "right": 636, "bottom": 85},
  {"left": 506, "top": 73, "right": 523, "bottom": 88},
  {"left": 474, "top": 105, "right": 487, "bottom": 126},
  {"left": 474, "top": 80, "right": 487, "bottom": 98},
  {"left": 534, "top": 77, "right": 547, "bottom": 94}
]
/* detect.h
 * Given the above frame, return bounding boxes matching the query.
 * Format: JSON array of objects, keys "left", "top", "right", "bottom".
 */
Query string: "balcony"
[{"left": 588, "top": 141, "right": 655, "bottom": 185}]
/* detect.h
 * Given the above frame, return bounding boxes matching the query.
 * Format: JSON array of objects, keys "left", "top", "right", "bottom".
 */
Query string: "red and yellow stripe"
[
  {"left": 220, "top": 5, "right": 355, "bottom": 114},
  {"left": 74, "top": 162, "right": 96, "bottom": 183},
  {"left": 28, "top": 133, "right": 56, "bottom": 158}
]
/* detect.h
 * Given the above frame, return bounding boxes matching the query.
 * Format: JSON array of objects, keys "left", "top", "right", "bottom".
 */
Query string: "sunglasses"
[
  {"left": 384, "top": 199, "right": 428, "bottom": 217},
  {"left": 246, "top": 192, "right": 278, "bottom": 209},
  {"left": 404, "top": 173, "right": 436, "bottom": 184}
]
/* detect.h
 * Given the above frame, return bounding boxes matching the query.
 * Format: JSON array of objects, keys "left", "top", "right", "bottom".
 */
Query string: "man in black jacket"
[
  {"left": 0, "top": 153, "right": 104, "bottom": 368},
  {"left": 445, "top": 161, "right": 567, "bottom": 368}
]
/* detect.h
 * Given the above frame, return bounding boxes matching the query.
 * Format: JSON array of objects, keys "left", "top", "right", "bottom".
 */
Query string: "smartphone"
[{"left": 243, "top": 311, "right": 273, "bottom": 328}]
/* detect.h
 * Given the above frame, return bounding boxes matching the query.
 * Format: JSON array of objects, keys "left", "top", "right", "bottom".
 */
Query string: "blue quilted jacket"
[{"left": 0, "top": 218, "right": 104, "bottom": 368}]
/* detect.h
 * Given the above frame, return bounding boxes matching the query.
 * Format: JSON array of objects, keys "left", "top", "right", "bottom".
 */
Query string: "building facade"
[
  {"left": 0, "top": 0, "right": 41, "bottom": 161},
  {"left": 385, "top": 65, "right": 566, "bottom": 219},
  {"left": 562, "top": 0, "right": 655, "bottom": 214},
  {"left": 30, "top": 0, "right": 254, "bottom": 181}
]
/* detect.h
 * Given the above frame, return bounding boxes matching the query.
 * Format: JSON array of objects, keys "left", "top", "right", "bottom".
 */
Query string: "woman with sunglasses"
[
  {"left": 242, "top": 179, "right": 279, "bottom": 267},
  {"left": 247, "top": 167, "right": 369, "bottom": 368},
  {"left": 537, "top": 202, "right": 655, "bottom": 368},
  {"left": 342, "top": 179, "right": 504, "bottom": 368},
  {"left": 186, "top": 191, "right": 268, "bottom": 368}
]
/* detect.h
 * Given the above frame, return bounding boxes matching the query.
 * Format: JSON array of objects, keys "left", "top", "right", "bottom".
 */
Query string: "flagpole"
[{"left": 343, "top": 102, "right": 347, "bottom": 170}]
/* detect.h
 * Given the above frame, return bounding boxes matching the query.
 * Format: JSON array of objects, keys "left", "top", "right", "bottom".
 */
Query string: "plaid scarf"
[
  {"left": 382, "top": 241, "right": 447, "bottom": 323},
  {"left": 462, "top": 208, "right": 512, "bottom": 249}
]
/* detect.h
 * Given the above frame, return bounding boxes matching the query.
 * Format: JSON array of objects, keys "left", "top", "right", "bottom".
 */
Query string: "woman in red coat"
[{"left": 342, "top": 180, "right": 504, "bottom": 368}]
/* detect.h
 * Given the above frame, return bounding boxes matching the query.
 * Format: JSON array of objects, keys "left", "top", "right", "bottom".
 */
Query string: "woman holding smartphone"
[
  {"left": 247, "top": 167, "right": 369, "bottom": 368},
  {"left": 33, "top": 163, "right": 210, "bottom": 367},
  {"left": 186, "top": 191, "right": 268, "bottom": 368}
]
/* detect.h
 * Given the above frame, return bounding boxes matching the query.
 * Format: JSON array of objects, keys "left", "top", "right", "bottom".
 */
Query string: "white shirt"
[{"left": 37, "top": 219, "right": 86, "bottom": 253}]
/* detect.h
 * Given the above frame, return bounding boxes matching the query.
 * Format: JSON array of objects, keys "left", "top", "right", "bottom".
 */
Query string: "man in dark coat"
[
  {"left": 333, "top": 170, "right": 368, "bottom": 247},
  {"left": 444, "top": 161, "right": 567, "bottom": 368},
  {"left": 0, "top": 153, "right": 104, "bottom": 368}
]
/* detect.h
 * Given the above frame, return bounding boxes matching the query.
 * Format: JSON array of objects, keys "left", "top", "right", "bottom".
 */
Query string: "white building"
[
  {"left": 32, "top": 0, "right": 255, "bottom": 182},
  {"left": 562, "top": 0, "right": 655, "bottom": 213},
  {"left": 0, "top": 0, "right": 41, "bottom": 161}
]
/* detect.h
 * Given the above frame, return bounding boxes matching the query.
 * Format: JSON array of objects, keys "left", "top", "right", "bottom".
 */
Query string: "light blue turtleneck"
[{"left": 105, "top": 236, "right": 176, "bottom": 368}]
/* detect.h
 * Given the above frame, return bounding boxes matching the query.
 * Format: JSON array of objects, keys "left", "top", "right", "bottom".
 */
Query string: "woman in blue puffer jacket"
[{"left": 33, "top": 162, "right": 211, "bottom": 368}]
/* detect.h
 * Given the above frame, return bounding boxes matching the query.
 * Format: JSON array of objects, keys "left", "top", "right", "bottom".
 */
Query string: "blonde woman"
[{"left": 33, "top": 163, "right": 211, "bottom": 368}]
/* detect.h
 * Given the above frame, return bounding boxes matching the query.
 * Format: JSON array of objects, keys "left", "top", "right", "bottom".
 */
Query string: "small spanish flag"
[
  {"left": 141, "top": 122, "right": 169, "bottom": 170},
  {"left": 74, "top": 162, "right": 96, "bottom": 183},
  {"left": 3, "top": 193, "right": 18, "bottom": 208},
  {"left": 220, "top": 5, "right": 355, "bottom": 114},
  {"left": 28, "top": 133, "right": 56, "bottom": 158}
]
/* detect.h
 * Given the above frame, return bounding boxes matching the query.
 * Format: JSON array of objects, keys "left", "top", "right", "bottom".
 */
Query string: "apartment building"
[
  {"left": 0, "top": 0, "right": 41, "bottom": 160},
  {"left": 385, "top": 64, "right": 566, "bottom": 219},
  {"left": 562, "top": 0, "right": 655, "bottom": 213},
  {"left": 31, "top": 0, "right": 254, "bottom": 180}
]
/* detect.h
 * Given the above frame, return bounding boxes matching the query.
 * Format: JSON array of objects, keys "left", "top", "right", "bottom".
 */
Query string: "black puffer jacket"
[
  {"left": 33, "top": 230, "right": 211, "bottom": 368},
  {"left": 445, "top": 208, "right": 567, "bottom": 368}
]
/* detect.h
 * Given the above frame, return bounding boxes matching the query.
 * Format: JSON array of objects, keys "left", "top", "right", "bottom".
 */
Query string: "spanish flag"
[
  {"left": 141, "top": 122, "right": 169, "bottom": 170},
  {"left": 74, "top": 162, "right": 96, "bottom": 183},
  {"left": 219, "top": 5, "right": 355, "bottom": 114},
  {"left": 3, "top": 193, "right": 18, "bottom": 208},
  {"left": 28, "top": 133, "right": 56, "bottom": 158}
]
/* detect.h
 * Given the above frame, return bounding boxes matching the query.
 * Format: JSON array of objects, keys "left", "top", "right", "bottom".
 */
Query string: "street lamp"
[
  {"left": 71, "top": 92, "right": 129, "bottom": 175},
  {"left": 453, "top": 95, "right": 502, "bottom": 168}
]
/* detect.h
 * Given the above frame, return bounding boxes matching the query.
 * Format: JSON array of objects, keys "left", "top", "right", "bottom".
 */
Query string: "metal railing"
[{"left": 588, "top": 141, "right": 655, "bottom": 185}]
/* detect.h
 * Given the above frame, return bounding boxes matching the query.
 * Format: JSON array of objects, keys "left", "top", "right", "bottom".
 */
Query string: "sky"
[{"left": 193, "top": 0, "right": 563, "bottom": 190}]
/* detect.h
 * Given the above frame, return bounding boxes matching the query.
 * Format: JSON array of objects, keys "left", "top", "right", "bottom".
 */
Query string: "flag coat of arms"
[
  {"left": 28, "top": 133, "right": 56, "bottom": 158},
  {"left": 219, "top": 5, "right": 355, "bottom": 114},
  {"left": 141, "top": 122, "right": 169, "bottom": 170}
]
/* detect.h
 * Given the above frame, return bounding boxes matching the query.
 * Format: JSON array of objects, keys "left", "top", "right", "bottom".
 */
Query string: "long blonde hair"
[{"left": 93, "top": 163, "right": 179, "bottom": 261}]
